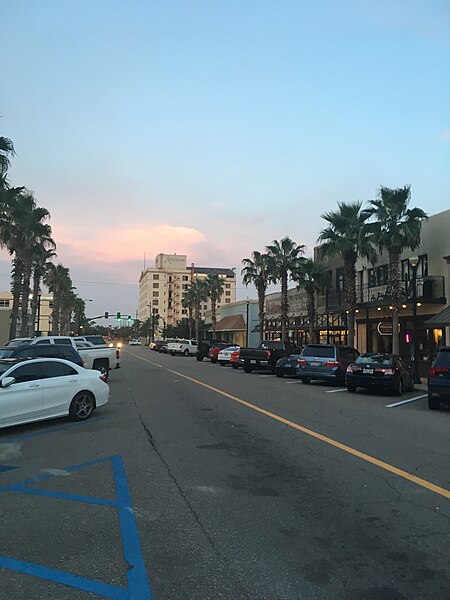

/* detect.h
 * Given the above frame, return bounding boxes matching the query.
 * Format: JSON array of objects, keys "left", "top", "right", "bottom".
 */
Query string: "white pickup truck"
[
  {"left": 30, "top": 336, "right": 120, "bottom": 379},
  {"left": 166, "top": 339, "right": 198, "bottom": 356}
]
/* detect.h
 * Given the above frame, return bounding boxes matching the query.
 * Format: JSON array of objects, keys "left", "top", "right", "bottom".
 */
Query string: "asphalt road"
[{"left": 0, "top": 347, "right": 449, "bottom": 599}]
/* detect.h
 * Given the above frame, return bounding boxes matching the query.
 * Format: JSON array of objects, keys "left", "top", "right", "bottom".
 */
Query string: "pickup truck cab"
[
  {"left": 240, "top": 340, "right": 297, "bottom": 373},
  {"left": 29, "top": 336, "right": 119, "bottom": 379},
  {"left": 167, "top": 339, "right": 198, "bottom": 356}
]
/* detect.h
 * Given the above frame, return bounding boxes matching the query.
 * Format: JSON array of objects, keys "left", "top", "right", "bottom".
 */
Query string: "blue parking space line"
[
  {"left": 0, "top": 465, "right": 17, "bottom": 473},
  {"left": 3, "top": 485, "right": 119, "bottom": 507},
  {"left": 112, "top": 455, "right": 153, "bottom": 600},
  {"left": 0, "top": 556, "right": 129, "bottom": 600},
  {"left": 0, "top": 455, "right": 152, "bottom": 599},
  {"left": 0, "top": 415, "right": 108, "bottom": 445}
]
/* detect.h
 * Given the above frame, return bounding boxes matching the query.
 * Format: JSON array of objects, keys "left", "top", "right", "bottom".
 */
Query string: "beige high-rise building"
[{"left": 138, "top": 254, "right": 236, "bottom": 331}]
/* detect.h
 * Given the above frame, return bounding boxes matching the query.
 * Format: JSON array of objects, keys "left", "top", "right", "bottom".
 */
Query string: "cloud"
[{"left": 438, "top": 131, "right": 450, "bottom": 141}]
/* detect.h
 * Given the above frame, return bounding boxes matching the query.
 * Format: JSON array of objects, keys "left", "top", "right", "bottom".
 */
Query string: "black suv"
[
  {"left": 428, "top": 347, "right": 450, "bottom": 410},
  {"left": 0, "top": 344, "right": 83, "bottom": 367},
  {"left": 297, "top": 344, "right": 359, "bottom": 384}
]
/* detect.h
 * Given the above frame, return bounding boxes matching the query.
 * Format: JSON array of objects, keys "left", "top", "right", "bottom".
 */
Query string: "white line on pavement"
[
  {"left": 326, "top": 388, "right": 347, "bottom": 393},
  {"left": 285, "top": 380, "right": 300, "bottom": 384},
  {"left": 385, "top": 394, "right": 427, "bottom": 408}
]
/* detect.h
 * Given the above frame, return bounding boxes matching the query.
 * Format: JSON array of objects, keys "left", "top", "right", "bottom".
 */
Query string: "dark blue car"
[{"left": 428, "top": 347, "right": 450, "bottom": 410}]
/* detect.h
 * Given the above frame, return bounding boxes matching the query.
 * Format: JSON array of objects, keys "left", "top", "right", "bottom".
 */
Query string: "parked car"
[
  {"left": 275, "top": 353, "right": 303, "bottom": 378},
  {"left": 0, "top": 344, "right": 83, "bottom": 367},
  {"left": 346, "top": 353, "right": 414, "bottom": 395},
  {"left": 230, "top": 349, "right": 241, "bottom": 369},
  {"left": 167, "top": 339, "right": 198, "bottom": 356},
  {"left": 196, "top": 340, "right": 226, "bottom": 361},
  {"left": 159, "top": 339, "right": 178, "bottom": 354},
  {"left": 208, "top": 343, "right": 230, "bottom": 364},
  {"left": 129, "top": 339, "right": 141, "bottom": 346},
  {"left": 0, "top": 358, "right": 109, "bottom": 429},
  {"left": 297, "top": 344, "right": 359, "bottom": 384},
  {"left": 428, "top": 347, "right": 450, "bottom": 410},
  {"left": 4, "top": 338, "right": 32, "bottom": 347},
  {"left": 151, "top": 340, "right": 165, "bottom": 351},
  {"left": 240, "top": 340, "right": 297, "bottom": 374},
  {"left": 218, "top": 346, "right": 240, "bottom": 366}
]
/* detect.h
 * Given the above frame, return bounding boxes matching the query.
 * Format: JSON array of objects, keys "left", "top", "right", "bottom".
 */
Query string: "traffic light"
[
  {"left": 128, "top": 315, "right": 132, "bottom": 322},
  {"left": 104, "top": 311, "right": 109, "bottom": 319},
  {"left": 116, "top": 312, "right": 121, "bottom": 320}
]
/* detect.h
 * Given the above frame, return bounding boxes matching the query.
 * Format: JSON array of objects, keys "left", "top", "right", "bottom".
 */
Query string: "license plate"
[
  {"left": 310, "top": 361, "right": 321, "bottom": 367},
  {"left": 250, "top": 360, "right": 256, "bottom": 364},
  {"left": 363, "top": 368, "right": 373, "bottom": 374}
]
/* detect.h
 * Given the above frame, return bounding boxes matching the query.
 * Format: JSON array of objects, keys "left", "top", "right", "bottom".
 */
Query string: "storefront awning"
[
  {"left": 214, "top": 314, "right": 246, "bottom": 332},
  {"left": 425, "top": 305, "right": 450, "bottom": 328}
]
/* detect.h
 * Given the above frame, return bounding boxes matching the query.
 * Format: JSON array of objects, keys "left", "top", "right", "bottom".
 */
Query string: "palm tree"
[
  {"left": 182, "top": 287, "right": 195, "bottom": 339},
  {"left": 241, "top": 251, "right": 271, "bottom": 342},
  {"left": 188, "top": 279, "right": 209, "bottom": 341},
  {"left": 293, "top": 259, "right": 328, "bottom": 344},
  {"left": 367, "top": 186, "right": 427, "bottom": 355},
  {"left": 318, "top": 202, "right": 375, "bottom": 348},
  {"left": 266, "top": 237, "right": 305, "bottom": 341},
  {"left": 30, "top": 246, "right": 56, "bottom": 335},
  {"left": 0, "top": 136, "right": 15, "bottom": 187},
  {"left": 205, "top": 273, "right": 225, "bottom": 339},
  {"left": 44, "top": 263, "right": 72, "bottom": 335}
]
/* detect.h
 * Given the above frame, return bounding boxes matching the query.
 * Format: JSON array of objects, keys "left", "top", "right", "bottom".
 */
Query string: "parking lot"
[{"left": 1, "top": 347, "right": 449, "bottom": 599}]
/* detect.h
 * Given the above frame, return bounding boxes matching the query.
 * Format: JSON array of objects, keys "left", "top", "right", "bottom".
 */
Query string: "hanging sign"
[{"left": 377, "top": 321, "right": 393, "bottom": 336}]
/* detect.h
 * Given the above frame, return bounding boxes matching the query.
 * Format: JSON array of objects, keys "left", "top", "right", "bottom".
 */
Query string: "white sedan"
[
  {"left": 217, "top": 346, "right": 241, "bottom": 366},
  {"left": 0, "top": 358, "right": 109, "bottom": 430}
]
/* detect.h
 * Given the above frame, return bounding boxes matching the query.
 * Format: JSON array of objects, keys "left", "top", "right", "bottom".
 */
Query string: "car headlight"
[
  {"left": 108, "top": 342, "right": 114, "bottom": 348},
  {"left": 117, "top": 342, "right": 123, "bottom": 348}
]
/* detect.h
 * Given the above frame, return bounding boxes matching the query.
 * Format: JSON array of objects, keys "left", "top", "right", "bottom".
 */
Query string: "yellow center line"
[{"left": 127, "top": 351, "right": 450, "bottom": 501}]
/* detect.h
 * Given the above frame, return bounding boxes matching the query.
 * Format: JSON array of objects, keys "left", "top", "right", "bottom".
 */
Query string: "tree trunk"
[
  {"left": 188, "top": 307, "right": 193, "bottom": 339},
  {"left": 20, "top": 259, "right": 32, "bottom": 337},
  {"left": 9, "top": 259, "right": 23, "bottom": 340},
  {"left": 280, "top": 271, "right": 288, "bottom": 342},
  {"left": 389, "top": 248, "right": 401, "bottom": 355},
  {"left": 211, "top": 295, "right": 216, "bottom": 339},
  {"left": 30, "top": 267, "right": 41, "bottom": 336},
  {"left": 258, "top": 283, "right": 266, "bottom": 343},
  {"left": 195, "top": 302, "right": 200, "bottom": 341},
  {"left": 343, "top": 257, "right": 357, "bottom": 347},
  {"left": 307, "top": 287, "right": 315, "bottom": 344}
]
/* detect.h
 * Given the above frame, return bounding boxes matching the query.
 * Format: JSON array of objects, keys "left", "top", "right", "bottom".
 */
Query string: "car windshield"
[
  {"left": 302, "top": 346, "right": 335, "bottom": 358},
  {"left": 0, "top": 361, "right": 16, "bottom": 375},
  {"left": 0, "top": 349, "right": 15, "bottom": 359},
  {"left": 356, "top": 354, "right": 393, "bottom": 366},
  {"left": 434, "top": 349, "right": 450, "bottom": 367}
]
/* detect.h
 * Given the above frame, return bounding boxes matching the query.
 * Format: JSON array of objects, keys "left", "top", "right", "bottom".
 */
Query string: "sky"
[{"left": 1, "top": 0, "right": 449, "bottom": 321}]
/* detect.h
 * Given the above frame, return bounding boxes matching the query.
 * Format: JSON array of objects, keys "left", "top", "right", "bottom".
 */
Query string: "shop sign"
[{"left": 377, "top": 321, "right": 393, "bottom": 336}]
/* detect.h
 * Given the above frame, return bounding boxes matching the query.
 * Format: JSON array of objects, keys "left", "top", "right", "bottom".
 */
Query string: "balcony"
[{"left": 356, "top": 276, "right": 445, "bottom": 306}]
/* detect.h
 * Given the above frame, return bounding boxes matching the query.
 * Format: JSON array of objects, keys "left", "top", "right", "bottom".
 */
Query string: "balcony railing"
[{"left": 356, "top": 276, "right": 445, "bottom": 305}]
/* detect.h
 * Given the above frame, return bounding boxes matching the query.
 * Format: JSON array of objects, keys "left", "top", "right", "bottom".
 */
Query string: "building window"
[
  {"left": 153, "top": 274, "right": 159, "bottom": 280},
  {"left": 153, "top": 291, "right": 159, "bottom": 297},
  {"left": 203, "top": 305, "right": 207, "bottom": 310},
  {"left": 182, "top": 309, "right": 187, "bottom": 315},
  {"left": 182, "top": 284, "right": 188, "bottom": 290},
  {"left": 0, "top": 300, "right": 10, "bottom": 307},
  {"left": 49, "top": 302, "right": 53, "bottom": 308},
  {"left": 182, "top": 275, "right": 189, "bottom": 281},
  {"left": 153, "top": 283, "right": 159, "bottom": 288},
  {"left": 225, "top": 291, "right": 231, "bottom": 296},
  {"left": 401, "top": 254, "right": 428, "bottom": 281},
  {"left": 225, "top": 299, "right": 231, "bottom": 303},
  {"left": 336, "top": 268, "right": 344, "bottom": 292},
  {"left": 152, "top": 299, "right": 158, "bottom": 305},
  {"left": 225, "top": 283, "right": 231, "bottom": 289},
  {"left": 368, "top": 265, "right": 388, "bottom": 288}
]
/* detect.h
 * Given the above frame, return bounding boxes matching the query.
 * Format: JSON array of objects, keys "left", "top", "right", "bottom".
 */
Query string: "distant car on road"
[
  {"left": 129, "top": 339, "right": 141, "bottom": 346},
  {"left": 346, "top": 353, "right": 414, "bottom": 395},
  {"left": 297, "top": 344, "right": 359, "bottom": 384},
  {"left": 218, "top": 346, "right": 240, "bottom": 366},
  {"left": 0, "top": 358, "right": 109, "bottom": 429},
  {"left": 240, "top": 340, "right": 296, "bottom": 374},
  {"left": 428, "top": 347, "right": 450, "bottom": 410}
]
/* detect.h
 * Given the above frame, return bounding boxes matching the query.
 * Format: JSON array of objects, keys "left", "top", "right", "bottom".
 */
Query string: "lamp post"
[{"left": 409, "top": 256, "right": 421, "bottom": 383}]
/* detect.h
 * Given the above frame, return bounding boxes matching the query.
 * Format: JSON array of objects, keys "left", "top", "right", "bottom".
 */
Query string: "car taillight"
[
  {"left": 81, "top": 359, "right": 85, "bottom": 367},
  {"left": 325, "top": 361, "right": 340, "bottom": 367},
  {"left": 297, "top": 359, "right": 307, "bottom": 366},
  {"left": 266, "top": 350, "right": 271, "bottom": 359},
  {"left": 430, "top": 367, "right": 449, "bottom": 377},
  {"left": 99, "top": 374, "right": 107, "bottom": 383},
  {"left": 374, "top": 368, "right": 395, "bottom": 375},
  {"left": 116, "top": 350, "right": 120, "bottom": 359},
  {"left": 346, "top": 364, "right": 360, "bottom": 373}
]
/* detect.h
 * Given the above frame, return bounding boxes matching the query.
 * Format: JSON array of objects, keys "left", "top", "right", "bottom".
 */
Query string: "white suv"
[{"left": 166, "top": 339, "right": 198, "bottom": 356}]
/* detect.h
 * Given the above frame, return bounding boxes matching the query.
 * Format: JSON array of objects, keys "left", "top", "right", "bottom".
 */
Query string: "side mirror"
[{"left": 1, "top": 377, "right": 15, "bottom": 388}]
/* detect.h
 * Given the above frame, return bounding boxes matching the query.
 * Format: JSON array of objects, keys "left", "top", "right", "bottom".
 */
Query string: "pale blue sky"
[{"left": 1, "top": 0, "right": 449, "bottom": 316}]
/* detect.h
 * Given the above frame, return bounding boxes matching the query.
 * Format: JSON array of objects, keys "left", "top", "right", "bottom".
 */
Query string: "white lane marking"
[
  {"left": 326, "top": 388, "right": 347, "bottom": 393},
  {"left": 258, "top": 375, "right": 273, "bottom": 378},
  {"left": 41, "top": 468, "right": 71, "bottom": 477},
  {"left": 285, "top": 380, "right": 301, "bottom": 384},
  {"left": 386, "top": 394, "right": 427, "bottom": 408},
  {"left": 0, "top": 442, "right": 22, "bottom": 459}
]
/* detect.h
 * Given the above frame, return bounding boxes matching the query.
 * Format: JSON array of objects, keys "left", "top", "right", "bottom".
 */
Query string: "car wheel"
[
  {"left": 93, "top": 359, "right": 109, "bottom": 381},
  {"left": 347, "top": 385, "right": 357, "bottom": 393},
  {"left": 183, "top": 349, "right": 189, "bottom": 357},
  {"left": 211, "top": 357, "right": 217, "bottom": 364},
  {"left": 409, "top": 379, "right": 415, "bottom": 392},
  {"left": 69, "top": 391, "right": 95, "bottom": 421},
  {"left": 275, "top": 369, "right": 284, "bottom": 378},
  {"left": 301, "top": 377, "right": 311, "bottom": 384},
  {"left": 394, "top": 378, "right": 403, "bottom": 396},
  {"left": 232, "top": 364, "right": 238, "bottom": 369},
  {"left": 428, "top": 395, "right": 440, "bottom": 410},
  {"left": 243, "top": 364, "right": 253, "bottom": 373},
  {"left": 219, "top": 362, "right": 225, "bottom": 366},
  {"left": 196, "top": 355, "right": 204, "bottom": 362}
]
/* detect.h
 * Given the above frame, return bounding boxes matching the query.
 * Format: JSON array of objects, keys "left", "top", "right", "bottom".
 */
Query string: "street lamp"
[{"left": 409, "top": 256, "right": 421, "bottom": 383}]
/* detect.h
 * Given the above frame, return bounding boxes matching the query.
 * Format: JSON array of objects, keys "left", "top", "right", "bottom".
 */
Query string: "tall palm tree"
[
  {"left": 367, "top": 186, "right": 427, "bottom": 355},
  {"left": 241, "top": 251, "right": 271, "bottom": 342},
  {"left": 205, "top": 273, "right": 225, "bottom": 339},
  {"left": 0, "top": 136, "right": 15, "bottom": 188},
  {"left": 188, "top": 278, "right": 208, "bottom": 341},
  {"left": 30, "top": 246, "right": 56, "bottom": 335},
  {"left": 318, "top": 202, "right": 375, "bottom": 348},
  {"left": 293, "top": 259, "right": 328, "bottom": 344},
  {"left": 72, "top": 296, "right": 86, "bottom": 335},
  {"left": 44, "top": 263, "right": 72, "bottom": 335},
  {"left": 266, "top": 237, "right": 305, "bottom": 341},
  {"left": 182, "top": 289, "right": 195, "bottom": 339}
]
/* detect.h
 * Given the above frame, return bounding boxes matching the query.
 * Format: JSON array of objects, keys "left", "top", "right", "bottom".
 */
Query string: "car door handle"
[
  {"left": 29, "top": 384, "right": 40, "bottom": 388},
  {"left": 68, "top": 379, "right": 77, "bottom": 383}
]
